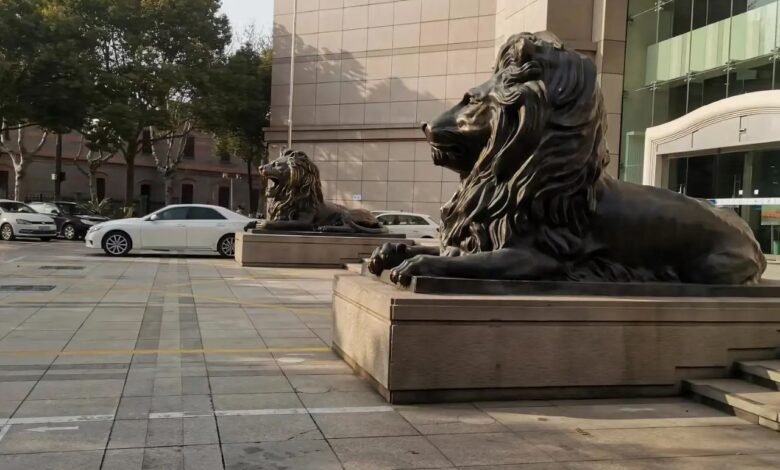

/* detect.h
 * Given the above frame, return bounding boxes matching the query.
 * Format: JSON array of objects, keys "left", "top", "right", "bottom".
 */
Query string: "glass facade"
[
  {"left": 668, "top": 151, "right": 780, "bottom": 254},
  {"left": 621, "top": 0, "right": 780, "bottom": 182}
]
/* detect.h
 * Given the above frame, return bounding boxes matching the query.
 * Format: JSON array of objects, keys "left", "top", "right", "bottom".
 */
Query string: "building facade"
[
  {"left": 0, "top": 131, "right": 259, "bottom": 216},
  {"left": 266, "top": 0, "right": 626, "bottom": 219},
  {"left": 624, "top": 0, "right": 780, "bottom": 255}
]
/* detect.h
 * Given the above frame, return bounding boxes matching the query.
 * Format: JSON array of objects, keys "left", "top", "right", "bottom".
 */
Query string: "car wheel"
[
  {"left": 103, "top": 231, "right": 132, "bottom": 256},
  {"left": 0, "top": 224, "right": 14, "bottom": 241},
  {"left": 217, "top": 234, "right": 236, "bottom": 258},
  {"left": 62, "top": 224, "right": 78, "bottom": 241}
]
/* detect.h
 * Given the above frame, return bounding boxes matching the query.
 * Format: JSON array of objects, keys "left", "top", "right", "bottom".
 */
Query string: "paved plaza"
[{"left": 0, "top": 242, "right": 778, "bottom": 469}]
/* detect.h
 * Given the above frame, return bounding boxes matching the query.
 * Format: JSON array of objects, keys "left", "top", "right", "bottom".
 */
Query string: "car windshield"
[
  {"left": 59, "top": 204, "right": 92, "bottom": 216},
  {"left": 0, "top": 202, "right": 35, "bottom": 214}
]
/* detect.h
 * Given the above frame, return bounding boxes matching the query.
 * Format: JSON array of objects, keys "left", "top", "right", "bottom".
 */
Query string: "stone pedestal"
[
  {"left": 235, "top": 232, "right": 412, "bottom": 268},
  {"left": 332, "top": 274, "right": 780, "bottom": 404}
]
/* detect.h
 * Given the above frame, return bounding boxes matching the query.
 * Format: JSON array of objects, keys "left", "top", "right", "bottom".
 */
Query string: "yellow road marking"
[{"left": 0, "top": 346, "right": 331, "bottom": 358}]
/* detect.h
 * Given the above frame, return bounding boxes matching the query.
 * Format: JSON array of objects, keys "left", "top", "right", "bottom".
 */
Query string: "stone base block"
[
  {"left": 332, "top": 274, "right": 780, "bottom": 404},
  {"left": 235, "top": 232, "right": 412, "bottom": 268}
]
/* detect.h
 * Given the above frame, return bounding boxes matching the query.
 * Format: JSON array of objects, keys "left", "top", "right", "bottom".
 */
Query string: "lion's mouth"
[
  {"left": 430, "top": 143, "right": 479, "bottom": 177},
  {"left": 266, "top": 177, "right": 282, "bottom": 197}
]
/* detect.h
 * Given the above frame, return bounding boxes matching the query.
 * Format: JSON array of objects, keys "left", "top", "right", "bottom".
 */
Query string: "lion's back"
[{"left": 589, "top": 178, "right": 766, "bottom": 283}]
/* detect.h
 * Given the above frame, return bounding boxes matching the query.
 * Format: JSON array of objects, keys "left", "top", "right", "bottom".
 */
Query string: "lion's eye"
[{"left": 468, "top": 96, "right": 480, "bottom": 105}]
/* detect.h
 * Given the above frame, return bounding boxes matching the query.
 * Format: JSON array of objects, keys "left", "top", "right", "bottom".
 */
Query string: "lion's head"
[
  {"left": 425, "top": 31, "right": 609, "bottom": 256},
  {"left": 259, "top": 149, "right": 323, "bottom": 220}
]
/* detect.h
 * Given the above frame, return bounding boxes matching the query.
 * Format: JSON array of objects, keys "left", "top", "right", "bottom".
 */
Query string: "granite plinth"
[
  {"left": 332, "top": 273, "right": 780, "bottom": 404},
  {"left": 235, "top": 232, "right": 412, "bottom": 268},
  {"left": 252, "top": 229, "right": 406, "bottom": 238},
  {"left": 366, "top": 270, "right": 780, "bottom": 297}
]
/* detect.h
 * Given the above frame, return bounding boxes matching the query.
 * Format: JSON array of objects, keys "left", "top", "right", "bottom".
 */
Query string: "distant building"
[{"left": 0, "top": 130, "right": 261, "bottom": 215}]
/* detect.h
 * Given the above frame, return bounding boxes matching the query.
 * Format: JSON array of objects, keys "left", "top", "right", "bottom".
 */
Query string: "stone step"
[
  {"left": 737, "top": 360, "right": 780, "bottom": 389},
  {"left": 684, "top": 378, "right": 780, "bottom": 431}
]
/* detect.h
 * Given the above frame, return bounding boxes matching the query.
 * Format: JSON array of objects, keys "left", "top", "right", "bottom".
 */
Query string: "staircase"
[{"left": 685, "top": 360, "right": 780, "bottom": 431}]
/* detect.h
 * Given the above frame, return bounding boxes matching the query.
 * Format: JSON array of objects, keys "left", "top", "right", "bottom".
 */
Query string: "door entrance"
[
  {"left": 181, "top": 183, "right": 194, "bottom": 204},
  {"left": 0, "top": 171, "right": 8, "bottom": 199},
  {"left": 218, "top": 186, "right": 230, "bottom": 208}
]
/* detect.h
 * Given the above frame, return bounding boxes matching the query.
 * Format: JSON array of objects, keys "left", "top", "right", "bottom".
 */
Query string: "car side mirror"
[{"left": 149, "top": 214, "right": 159, "bottom": 221}]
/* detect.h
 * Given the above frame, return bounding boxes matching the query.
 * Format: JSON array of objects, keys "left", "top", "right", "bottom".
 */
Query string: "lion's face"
[
  {"left": 422, "top": 43, "right": 547, "bottom": 179},
  {"left": 422, "top": 80, "right": 495, "bottom": 177},
  {"left": 259, "top": 154, "right": 294, "bottom": 198},
  {"left": 261, "top": 149, "right": 324, "bottom": 221},
  {"left": 437, "top": 32, "right": 608, "bottom": 254}
]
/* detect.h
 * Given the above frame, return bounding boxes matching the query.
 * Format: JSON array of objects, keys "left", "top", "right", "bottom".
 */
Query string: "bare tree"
[
  {"left": 150, "top": 121, "right": 194, "bottom": 206},
  {"left": 72, "top": 135, "right": 116, "bottom": 204},
  {"left": 0, "top": 123, "right": 48, "bottom": 200}
]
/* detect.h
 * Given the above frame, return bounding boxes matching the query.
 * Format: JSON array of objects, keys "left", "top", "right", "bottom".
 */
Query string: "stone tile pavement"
[{"left": 0, "top": 241, "right": 777, "bottom": 468}]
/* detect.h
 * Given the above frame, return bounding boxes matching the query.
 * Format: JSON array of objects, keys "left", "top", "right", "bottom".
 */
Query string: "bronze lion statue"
[
  {"left": 369, "top": 31, "right": 766, "bottom": 285},
  {"left": 259, "top": 149, "right": 387, "bottom": 234}
]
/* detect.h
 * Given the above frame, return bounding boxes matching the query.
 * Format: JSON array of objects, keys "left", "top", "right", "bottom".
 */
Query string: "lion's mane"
[
  {"left": 267, "top": 150, "right": 324, "bottom": 221},
  {"left": 439, "top": 32, "right": 609, "bottom": 261}
]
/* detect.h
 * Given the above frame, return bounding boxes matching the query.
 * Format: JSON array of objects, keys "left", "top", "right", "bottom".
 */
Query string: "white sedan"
[
  {"left": 374, "top": 211, "right": 439, "bottom": 239},
  {"left": 85, "top": 204, "right": 253, "bottom": 257}
]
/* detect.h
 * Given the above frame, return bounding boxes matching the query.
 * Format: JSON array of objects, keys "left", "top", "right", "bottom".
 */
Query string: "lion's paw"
[
  {"left": 389, "top": 255, "right": 434, "bottom": 287},
  {"left": 367, "top": 243, "right": 409, "bottom": 276}
]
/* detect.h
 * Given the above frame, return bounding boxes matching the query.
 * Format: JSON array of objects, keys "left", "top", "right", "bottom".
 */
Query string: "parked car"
[
  {"left": 0, "top": 199, "right": 58, "bottom": 241},
  {"left": 29, "top": 201, "right": 110, "bottom": 241},
  {"left": 85, "top": 204, "right": 253, "bottom": 257},
  {"left": 374, "top": 211, "right": 439, "bottom": 239}
]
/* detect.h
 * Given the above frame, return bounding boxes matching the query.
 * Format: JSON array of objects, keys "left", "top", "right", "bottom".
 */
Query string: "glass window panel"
[
  {"left": 687, "top": 70, "right": 728, "bottom": 112},
  {"left": 652, "top": 78, "right": 689, "bottom": 123},
  {"left": 730, "top": 0, "right": 777, "bottom": 62},
  {"left": 728, "top": 58, "right": 776, "bottom": 95},
  {"left": 689, "top": 23, "right": 730, "bottom": 73},
  {"left": 629, "top": 0, "right": 658, "bottom": 17},
  {"left": 619, "top": 87, "right": 655, "bottom": 183},
  {"left": 706, "top": 0, "right": 735, "bottom": 24},
  {"left": 756, "top": 149, "right": 780, "bottom": 197},
  {"left": 667, "top": 157, "right": 690, "bottom": 193},
  {"left": 626, "top": 7, "right": 659, "bottom": 89}
]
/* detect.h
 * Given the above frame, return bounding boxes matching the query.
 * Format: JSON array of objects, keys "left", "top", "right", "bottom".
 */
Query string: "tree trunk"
[
  {"left": 13, "top": 165, "right": 24, "bottom": 201},
  {"left": 164, "top": 176, "right": 174, "bottom": 206},
  {"left": 88, "top": 170, "right": 98, "bottom": 204},
  {"left": 54, "top": 133, "right": 63, "bottom": 200},
  {"left": 246, "top": 157, "right": 255, "bottom": 214},
  {"left": 124, "top": 149, "right": 136, "bottom": 209}
]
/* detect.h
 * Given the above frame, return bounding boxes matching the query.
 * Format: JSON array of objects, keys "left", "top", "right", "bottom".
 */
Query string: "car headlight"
[
  {"left": 88, "top": 224, "right": 105, "bottom": 233},
  {"left": 81, "top": 219, "right": 97, "bottom": 226},
  {"left": 16, "top": 219, "right": 33, "bottom": 225}
]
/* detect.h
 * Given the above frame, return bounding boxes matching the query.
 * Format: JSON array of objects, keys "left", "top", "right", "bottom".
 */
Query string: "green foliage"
[
  {"left": 0, "top": 0, "right": 99, "bottom": 132},
  {"left": 84, "top": 0, "right": 232, "bottom": 148},
  {"left": 199, "top": 36, "right": 273, "bottom": 166}
]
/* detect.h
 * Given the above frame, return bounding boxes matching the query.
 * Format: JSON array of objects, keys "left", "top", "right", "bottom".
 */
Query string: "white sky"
[{"left": 220, "top": 0, "right": 275, "bottom": 39}]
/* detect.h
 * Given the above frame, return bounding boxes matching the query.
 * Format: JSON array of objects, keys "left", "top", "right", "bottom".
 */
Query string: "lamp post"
[
  {"left": 287, "top": 0, "right": 297, "bottom": 149},
  {"left": 222, "top": 173, "right": 242, "bottom": 211}
]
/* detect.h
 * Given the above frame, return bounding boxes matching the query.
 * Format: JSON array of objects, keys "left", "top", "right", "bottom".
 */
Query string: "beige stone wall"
[
  {"left": 267, "top": 0, "right": 627, "bottom": 219},
  {"left": 269, "top": 0, "right": 497, "bottom": 218},
  {"left": 592, "top": 0, "right": 627, "bottom": 178}
]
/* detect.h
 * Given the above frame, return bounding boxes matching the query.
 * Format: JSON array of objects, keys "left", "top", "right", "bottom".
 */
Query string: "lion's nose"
[{"left": 421, "top": 122, "right": 431, "bottom": 139}]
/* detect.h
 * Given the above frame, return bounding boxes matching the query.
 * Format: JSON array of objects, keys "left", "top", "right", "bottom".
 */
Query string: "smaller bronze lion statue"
[{"left": 259, "top": 149, "right": 387, "bottom": 234}]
